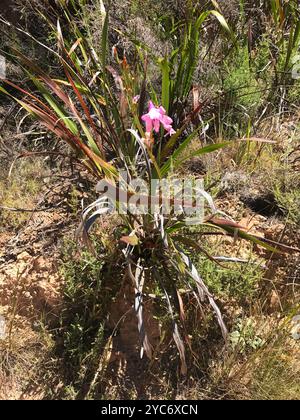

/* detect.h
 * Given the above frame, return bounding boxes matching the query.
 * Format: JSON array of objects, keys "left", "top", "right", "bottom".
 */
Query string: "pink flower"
[
  {"left": 158, "top": 106, "right": 176, "bottom": 136},
  {"left": 141, "top": 101, "right": 176, "bottom": 136}
]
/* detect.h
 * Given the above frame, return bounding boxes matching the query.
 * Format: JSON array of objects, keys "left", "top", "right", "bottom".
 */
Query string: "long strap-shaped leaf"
[
  {"left": 0, "top": 85, "right": 117, "bottom": 178},
  {"left": 153, "top": 268, "right": 187, "bottom": 375},
  {"left": 128, "top": 261, "right": 153, "bottom": 360},
  {"left": 178, "top": 248, "right": 228, "bottom": 341}
]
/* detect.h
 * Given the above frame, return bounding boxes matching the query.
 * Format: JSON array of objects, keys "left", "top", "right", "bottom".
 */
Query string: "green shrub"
[{"left": 196, "top": 255, "right": 263, "bottom": 302}]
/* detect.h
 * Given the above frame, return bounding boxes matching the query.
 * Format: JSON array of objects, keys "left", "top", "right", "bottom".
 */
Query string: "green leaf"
[
  {"left": 100, "top": 0, "right": 109, "bottom": 68},
  {"left": 160, "top": 58, "right": 170, "bottom": 113},
  {"left": 161, "top": 142, "right": 229, "bottom": 176},
  {"left": 160, "top": 125, "right": 203, "bottom": 175},
  {"left": 210, "top": 10, "right": 236, "bottom": 45},
  {"left": 31, "top": 77, "right": 78, "bottom": 135}
]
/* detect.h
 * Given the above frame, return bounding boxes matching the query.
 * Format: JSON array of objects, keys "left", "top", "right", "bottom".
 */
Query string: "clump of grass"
[
  {"left": 250, "top": 350, "right": 300, "bottom": 400},
  {"left": 273, "top": 180, "right": 300, "bottom": 226},
  {"left": 0, "top": 158, "right": 45, "bottom": 230},
  {"left": 224, "top": 45, "right": 262, "bottom": 111},
  {"left": 0, "top": 322, "right": 54, "bottom": 399},
  {"left": 195, "top": 310, "right": 300, "bottom": 400},
  {"left": 246, "top": 314, "right": 300, "bottom": 400}
]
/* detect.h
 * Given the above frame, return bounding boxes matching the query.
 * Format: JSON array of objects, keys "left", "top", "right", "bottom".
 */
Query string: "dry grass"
[{"left": 0, "top": 158, "right": 47, "bottom": 230}]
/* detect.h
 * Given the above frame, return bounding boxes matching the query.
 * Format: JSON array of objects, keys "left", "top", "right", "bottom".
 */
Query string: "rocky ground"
[{"left": 0, "top": 160, "right": 93, "bottom": 398}]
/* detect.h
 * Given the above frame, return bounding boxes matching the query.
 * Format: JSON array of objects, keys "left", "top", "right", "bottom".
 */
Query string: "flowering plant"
[{"left": 0, "top": 0, "right": 290, "bottom": 374}]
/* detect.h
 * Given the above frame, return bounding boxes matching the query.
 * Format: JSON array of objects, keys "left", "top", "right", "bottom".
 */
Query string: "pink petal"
[
  {"left": 159, "top": 106, "right": 166, "bottom": 115},
  {"left": 148, "top": 107, "right": 161, "bottom": 120},
  {"left": 142, "top": 114, "right": 153, "bottom": 133},
  {"left": 153, "top": 118, "right": 160, "bottom": 133},
  {"left": 164, "top": 127, "right": 176, "bottom": 137},
  {"left": 148, "top": 101, "right": 156, "bottom": 110},
  {"left": 163, "top": 124, "right": 172, "bottom": 132},
  {"left": 160, "top": 114, "right": 173, "bottom": 127}
]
